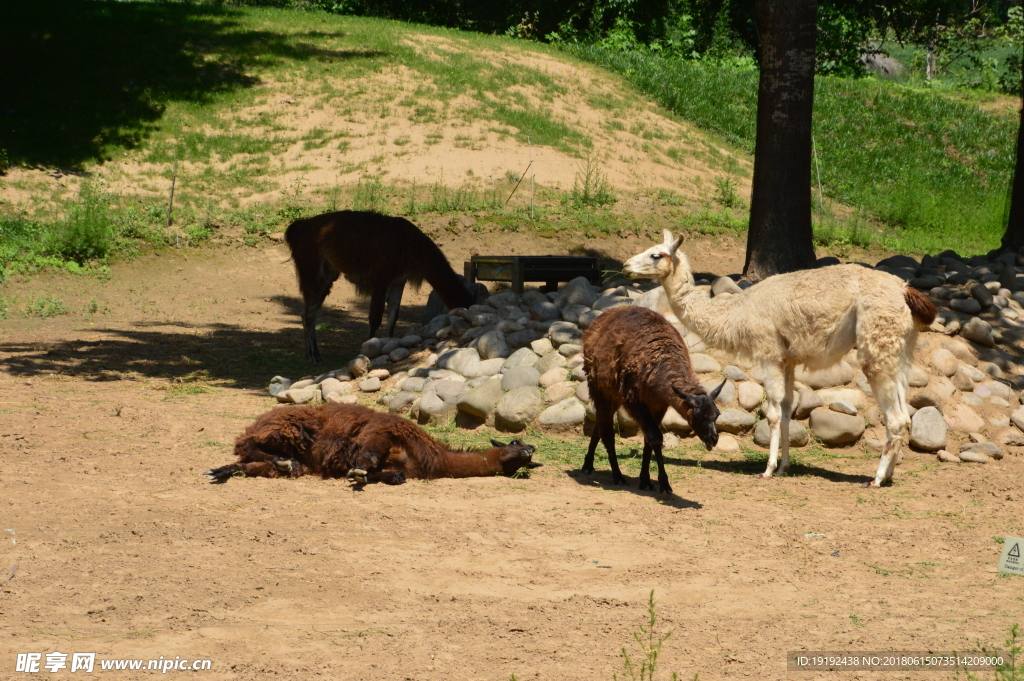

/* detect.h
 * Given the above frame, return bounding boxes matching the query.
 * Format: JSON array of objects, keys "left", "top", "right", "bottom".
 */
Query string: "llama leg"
[
  {"left": 204, "top": 461, "right": 280, "bottom": 483},
  {"left": 865, "top": 367, "right": 909, "bottom": 487},
  {"left": 384, "top": 277, "right": 407, "bottom": 339},
  {"left": 633, "top": 405, "right": 669, "bottom": 493},
  {"left": 367, "top": 286, "right": 387, "bottom": 339},
  {"left": 776, "top": 363, "right": 796, "bottom": 476},
  {"left": 759, "top": 362, "right": 787, "bottom": 479},
  {"left": 582, "top": 425, "right": 602, "bottom": 474},
  {"left": 300, "top": 274, "right": 335, "bottom": 365}
]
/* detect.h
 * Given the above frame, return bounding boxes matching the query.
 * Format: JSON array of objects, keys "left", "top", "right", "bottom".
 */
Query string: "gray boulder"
[
  {"left": 960, "top": 317, "right": 995, "bottom": 347},
  {"left": 495, "top": 387, "right": 544, "bottom": 432},
  {"left": 501, "top": 366, "right": 541, "bottom": 391},
  {"left": 548, "top": 321, "right": 583, "bottom": 347},
  {"left": 753, "top": 419, "right": 809, "bottom": 447},
  {"left": 690, "top": 353, "right": 721, "bottom": 373},
  {"left": 478, "top": 330, "right": 510, "bottom": 360},
  {"left": 535, "top": 350, "right": 568, "bottom": 375},
  {"left": 456, "top": 378, "right": 503, "bottom": 419},
  {"left": 268, "top": 375, "right": 292, "bottom": 398},
  {"left": 809, "top": 408, "right": 865, "bottom": 445},
  {"left": 909, "top": 406, "right": 947, "bottom": 451},
  {"left": 502, "top": 347, "right": 540, "bottom": 371},
  {"left": 555, "top": 276, "right": 598, "bottom": 309},
  {"left": 715, "top": 408, "right": 756, "bottom": 434},
  {"left": 538, "top": 397, "right": 587, "bottom": 429}
]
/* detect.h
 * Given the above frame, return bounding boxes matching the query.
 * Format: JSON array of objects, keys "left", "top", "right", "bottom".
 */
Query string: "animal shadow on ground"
[
  {"left": 565, "top": 449, "right": 703, "bottom": 509},
  {"left": 669, "top": 454, "right": 876, "bottom": 485}
]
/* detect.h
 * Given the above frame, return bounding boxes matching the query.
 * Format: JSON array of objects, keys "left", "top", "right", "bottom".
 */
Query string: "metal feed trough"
[{"left": 464, "top": 255, "right": 602, "bottom": 294}]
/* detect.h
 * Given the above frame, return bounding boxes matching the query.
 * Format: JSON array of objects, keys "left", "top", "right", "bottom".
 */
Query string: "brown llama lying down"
[
  {"left": 285, "top": 210, "right": 475, "bottom": 363},
  {"left": 203, "top": 403, "right": 540, "bottom": 485},
  {"left": 582, "top": 305, "right": 724, "bottom": 495}
]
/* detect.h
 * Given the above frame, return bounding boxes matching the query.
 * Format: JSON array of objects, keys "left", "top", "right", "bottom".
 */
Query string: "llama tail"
[{"left": 905, "top": 287, "right": 937, "bottom": 327}]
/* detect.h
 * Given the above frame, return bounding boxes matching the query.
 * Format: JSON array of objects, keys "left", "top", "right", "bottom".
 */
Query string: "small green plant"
[
  {"left": 352, "top": 176, "right": 387, "bottom": 213},
  {"left": 26, "top": 295, "right": 70, "bottom": 318},
  {"left": 47, "top": 184, "right": 114, "bottom": 263},
  {"left": 957, "top": 623, "right": 1022, "bottom": 681},
  {"left": 568, "top": 156, "right": 616, "bottom": 209},
  {"left": 184, "top": 224, "right": 213, "bottom": 246},
  {"left": 615, "top": 590, "right": 691, "bottom": 681},
  {"left": 0, "top": 296, "right": 13, "bottom": 318},
  {"left": 713, "top": 176, "right": 739, "bottom": 209}
]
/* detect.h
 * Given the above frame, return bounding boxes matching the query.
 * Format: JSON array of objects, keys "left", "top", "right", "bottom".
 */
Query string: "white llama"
[{"left": 623, "top": 230, "right": 937, "bottom": 487}]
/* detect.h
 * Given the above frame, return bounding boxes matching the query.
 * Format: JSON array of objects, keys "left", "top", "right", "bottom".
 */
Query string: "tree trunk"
[
  {"left": 1000, "top": 54, "right": 1024, "bottom": 254},
  {"left": 743, "top": 0, "right": 818, "bottom": 282}
]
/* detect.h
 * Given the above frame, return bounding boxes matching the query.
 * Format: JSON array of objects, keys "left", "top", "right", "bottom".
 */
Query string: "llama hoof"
[
  {"left": 204, "top": 468, "right": 233, "bottom": 484},
  {"left": 638, "top": 479, "right": 655, "bottom": 491},
  {"left": 658, "top": 485, "right": 673, "bottom": 495},
  {"left": 864, "top": 479, "right": 891, "bottom": 488},
  {"left": 755, "top": 472, "right": 775, "bottom": 479},
  {"left": 346, "top": 468, "right": 368, "bottom": 484},
  {"left": 273, "top": 458, "right": 293, "bottom": 473}
]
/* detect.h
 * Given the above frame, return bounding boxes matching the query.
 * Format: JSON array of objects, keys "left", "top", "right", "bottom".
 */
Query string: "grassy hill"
[{"left": 0, "top": 2, "right": 1020, "bottom": 280}]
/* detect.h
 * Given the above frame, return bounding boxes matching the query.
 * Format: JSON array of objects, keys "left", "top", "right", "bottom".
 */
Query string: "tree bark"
[
  {"left": 1000, "top": 53, "right": 1024, "bottom": 254},
  {"left": 743, "top": 0, "right": 819, "bottom": 282}
]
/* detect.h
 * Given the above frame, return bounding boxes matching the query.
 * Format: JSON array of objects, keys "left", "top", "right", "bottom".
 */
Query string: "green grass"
[{"left": 568, "top": 45, "right": 1019, "bottom": 256}]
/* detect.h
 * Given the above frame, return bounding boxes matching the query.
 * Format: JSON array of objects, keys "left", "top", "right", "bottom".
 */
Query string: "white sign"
[{"left": 998, "top": 536, "right": 1024, "bottom": 576}]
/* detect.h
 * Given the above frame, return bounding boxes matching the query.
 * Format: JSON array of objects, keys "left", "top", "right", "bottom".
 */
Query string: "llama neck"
[
  {"left": 437, "top": 449, "right": 505, "bottom": 478},
  {"left": 419, "top": 250, "right": 474, "bottom": 309},
  {"left": 663, "top": 268, "right": 745, "bottom": 357}
]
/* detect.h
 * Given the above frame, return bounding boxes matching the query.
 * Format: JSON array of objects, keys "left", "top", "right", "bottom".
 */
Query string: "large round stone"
[
  {"left": 909, "top": 406, "right": 948, "bottom": 451},
  {"left": 495, "top": 386, "right": 544, "bottom": 432},
  {"left": 753, "top": 419, "right": 809, "bottom": 447},
  {"left": 809, "top": 408, "right": 865, "bottom": 445},
  {"left": 501, "top": 366, "right": 541, "bottom": 391},
  {"left": 538, "top": 397, "right": 586, "bottom": 429}
]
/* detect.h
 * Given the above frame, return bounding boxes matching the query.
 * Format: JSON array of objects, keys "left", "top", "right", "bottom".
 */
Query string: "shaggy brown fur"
[
  {"left": 204, "top": 403, "right": 540, "bottom": 485},
  {"left": 285, "top": 211, "right": 475, "bottom": 363},
  {"left": 582, "top": 306, "right": 723, "bottom": 495},
  {"left": 904, "top": 287, "right": 938, "bottom": 326}
]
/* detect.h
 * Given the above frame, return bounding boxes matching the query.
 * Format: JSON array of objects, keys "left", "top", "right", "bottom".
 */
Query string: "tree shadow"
[
  {"left": 0, "top": 295, "right": 374, "bottom": 390},
  {"left": 0, "top": 1, "right": 390, "bottom": 169}
]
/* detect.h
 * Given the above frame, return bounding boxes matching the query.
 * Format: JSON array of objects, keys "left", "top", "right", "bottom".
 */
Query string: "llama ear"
[
  {"left": 662, "top": 229, "right": 674, "bottom": 246},
  {"left": 490, "top": 439, "right": 505, "bottom": 448},
  {"left": 709, "top": 379, "right": 727, "bottom": 400},
  {"left": 672, "top": 385, "right": 698, "bottom": 407}
]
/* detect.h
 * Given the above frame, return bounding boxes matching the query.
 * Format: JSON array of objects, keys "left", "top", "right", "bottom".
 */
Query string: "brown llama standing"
[
  {"left": 285, "top": 210, "right": 475, "bottom": 363},
  {"left": 203, "top": 402, "right": 541, "bottom": 485},
  {"left": 582, "top": 305, "right": 724, "bottom": 495}
]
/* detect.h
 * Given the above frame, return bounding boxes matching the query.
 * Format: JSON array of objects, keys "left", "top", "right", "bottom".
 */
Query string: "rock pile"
[{"left": 271, "top": 247, "right": 1024, "bottom": 466}]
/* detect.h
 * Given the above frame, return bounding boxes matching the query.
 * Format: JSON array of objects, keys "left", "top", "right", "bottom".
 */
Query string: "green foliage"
[
  {"left": 25, "top": 295, "right": 70, "bottom": 318},
  {"left": 46, "top": 184, "right": 114, "bottom": 263},
  {"left": 956, "top": 623, "right": 1022, "bottom": 681},
  {"left": 567, "top": 156, "right": 616, "bottom": 208},
  {"left": 713, "top": 176, "right": 740, "bottom": 209},
  {"left": 570, "top": 45, "right": 1019, "bottom": 255},
  {"left": 351, "top": 176, "right": 387, "bottom": 213},
  {"left": 615, "top": 590, "right": 690, "bottom": 681}
]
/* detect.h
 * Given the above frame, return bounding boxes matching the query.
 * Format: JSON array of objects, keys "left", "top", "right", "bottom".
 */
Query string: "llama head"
[
  {"left": 491, "top": 439, "right": 542, "bottom": 475},
  {"left": 623, "top": 229, "right": 692, "bottom": 283},
  {"left": 672, "top": 380, "right": 724, "bottom": 449}
]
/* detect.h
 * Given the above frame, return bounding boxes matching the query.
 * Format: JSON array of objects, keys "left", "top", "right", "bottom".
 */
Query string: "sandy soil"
[{"left": 2, "top": 237, "right": 1023, "bottom": 681}]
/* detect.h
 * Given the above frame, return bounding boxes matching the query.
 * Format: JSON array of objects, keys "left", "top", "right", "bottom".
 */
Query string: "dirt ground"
[{"left": 2, "top": 236, "right": 1023, "bottom": 681}]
